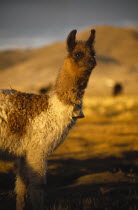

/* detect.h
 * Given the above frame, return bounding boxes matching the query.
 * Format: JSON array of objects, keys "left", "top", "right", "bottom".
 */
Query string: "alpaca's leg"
[
  {"left": 26, "top": 149, "right": 47, "bottom": 210},
  {"left": 15, "top": 175, "right": 26, "bottom": 210},
  {"left": 15, "top": 158, "right": 27, "bottom": 210}
]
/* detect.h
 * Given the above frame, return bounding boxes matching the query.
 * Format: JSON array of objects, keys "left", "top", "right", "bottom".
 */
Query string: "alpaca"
[
  {"left": 104, "top": 78, "right": 123, "bottom": 96},
  {"left": 0, "top": 29, "right": 96, "bottom": 210},
  {"left": 38, "top": 83, "right": 53, "bottom": 95}
]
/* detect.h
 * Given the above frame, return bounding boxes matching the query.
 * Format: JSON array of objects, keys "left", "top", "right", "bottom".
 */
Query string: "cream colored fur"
[
  {"left": 0, "top": 90, "right": 76, "bottom": 210},
  {"left": 28, "top": 94, "right": 76, "bottom": 154}
]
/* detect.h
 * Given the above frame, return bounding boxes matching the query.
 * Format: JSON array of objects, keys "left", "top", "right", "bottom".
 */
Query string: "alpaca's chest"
[
  {"left": 46, "top": 112, "right": 76, "bottom": 154},
  {"left": 31, "top": 96, "right": 76, "bottom": 153}
]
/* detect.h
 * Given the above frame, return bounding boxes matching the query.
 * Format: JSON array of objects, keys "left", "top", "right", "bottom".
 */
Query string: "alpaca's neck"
[{"left": 54, "top": 57, "right": 91, "bottom": 105}]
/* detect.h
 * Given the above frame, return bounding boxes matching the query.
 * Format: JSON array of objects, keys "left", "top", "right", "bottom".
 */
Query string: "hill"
[
  {"left": 0, "top": 25, "right": 138, "bottom": 95},
  {"left": 0, "top": 49, "right": 31, "bottom": 71}
]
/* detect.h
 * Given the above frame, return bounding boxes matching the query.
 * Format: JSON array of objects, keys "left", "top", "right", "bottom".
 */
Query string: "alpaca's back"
[
  {"left": 0, "top": 89, "right": 15, "bottom": 134},
  {"left": 0, "top": 89, "right": 15, "bottom": 111},
  {"left": 0, "top": 89, "right": 17, "bottom": 157},
  {"left": 0, "top": 89, "right": 50, "bottom": 157}
]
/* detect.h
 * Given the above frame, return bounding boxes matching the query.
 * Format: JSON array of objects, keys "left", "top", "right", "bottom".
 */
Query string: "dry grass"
[{"left": 53, "top": 95, "right": 138, "bottom": 158}]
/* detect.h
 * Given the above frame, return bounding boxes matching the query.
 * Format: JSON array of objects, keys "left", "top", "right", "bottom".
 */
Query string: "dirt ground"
[{"left": 0, "top": 95, "right": 138, "bottom": 210}]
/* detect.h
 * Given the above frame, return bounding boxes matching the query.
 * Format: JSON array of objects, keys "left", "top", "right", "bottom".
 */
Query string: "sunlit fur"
[{"left": 0, "top": 29, "right": 96, "bottom": 210}]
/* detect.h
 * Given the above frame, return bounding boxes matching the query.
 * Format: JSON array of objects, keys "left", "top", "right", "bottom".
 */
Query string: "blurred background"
[
  {"left": 0, "top": 0, "right": 138, "bottom": 209},
  {"left": 0, "top": 0, "right": 138, "bottom": 95}
]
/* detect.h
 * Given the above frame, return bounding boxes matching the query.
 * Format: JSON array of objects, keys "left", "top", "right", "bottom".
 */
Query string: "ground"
[{"left": 0, "top": 95, "right": 138, "bottom": 210}]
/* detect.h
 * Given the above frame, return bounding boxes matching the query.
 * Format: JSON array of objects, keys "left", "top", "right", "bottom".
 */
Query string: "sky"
[{"left": 0, "top": 0, "right": 138, "bottom": 49}]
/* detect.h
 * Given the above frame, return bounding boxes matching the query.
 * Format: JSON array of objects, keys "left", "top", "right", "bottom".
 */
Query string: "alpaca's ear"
[
  {"left": 86, "top": 29, "right": 96, "bottom": 48},
  {"left": 67, "top": 29, "right": 77, "bottom": 53}
]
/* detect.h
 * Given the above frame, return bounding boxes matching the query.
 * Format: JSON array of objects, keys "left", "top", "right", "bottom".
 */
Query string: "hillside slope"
[{"left": 0, "top": 25, "right": 138, "bottom": 95}]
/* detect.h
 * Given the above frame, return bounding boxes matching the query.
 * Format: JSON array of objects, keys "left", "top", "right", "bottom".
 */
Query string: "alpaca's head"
[{"left": 67, "top": 29, "right": 96, "bottom": 71}]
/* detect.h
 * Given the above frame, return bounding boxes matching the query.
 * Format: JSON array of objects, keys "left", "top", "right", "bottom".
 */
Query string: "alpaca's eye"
[{"left": 74, "top": 51, "right": 84, "bottom": 60}]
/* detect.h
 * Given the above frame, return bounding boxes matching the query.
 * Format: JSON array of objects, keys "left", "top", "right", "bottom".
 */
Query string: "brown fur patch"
[
  {"left": 55, "top": 56, "right": 94, "bottom": 105},
  {"left": 7, "top": 90, "right": 49, "bottom": 136}
]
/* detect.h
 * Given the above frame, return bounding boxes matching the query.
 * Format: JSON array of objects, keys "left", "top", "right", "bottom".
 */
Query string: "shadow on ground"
[{"left": 0, "top": 151, "right": 138, "bottom": 210}]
